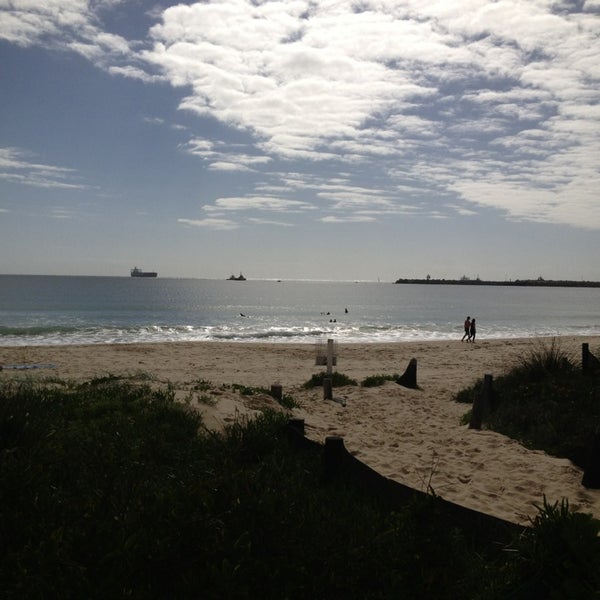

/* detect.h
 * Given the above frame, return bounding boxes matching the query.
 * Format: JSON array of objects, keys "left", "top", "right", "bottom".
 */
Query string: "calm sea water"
[{"left": 0, "top": 275, "right": 599, "bottom": 346}]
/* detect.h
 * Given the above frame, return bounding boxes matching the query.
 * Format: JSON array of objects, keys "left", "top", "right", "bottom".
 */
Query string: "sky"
[{"left": 1, "top": 0, "right": 599, "bottom": 282}]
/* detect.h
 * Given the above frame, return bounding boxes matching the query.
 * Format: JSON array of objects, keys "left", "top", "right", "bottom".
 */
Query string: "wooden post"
[
  {"left": 326, "top": 338, "right": 334, "bottom": 377},
  {"left": 582, "top": 430, "right": 600, "bottom": 489},
  {"left": 270, "top": 384, "right": 282, "bottom": 401},
  {"left": 396, "top": 358, "right": 418, "bottom": 389},
  {"left": 582, "top": 342, "right": 600, "bottom": 375},
  {"left": 323, "top": 377, "right": 333, "bottom": 400},
  {"left": 470, "top": 374, "right": 493, "bottom": 430}
]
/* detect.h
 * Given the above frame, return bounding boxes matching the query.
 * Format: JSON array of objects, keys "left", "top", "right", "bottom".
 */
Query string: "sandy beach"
[{"left": 2, "top": 335, "right": 599, "bottom": 526}]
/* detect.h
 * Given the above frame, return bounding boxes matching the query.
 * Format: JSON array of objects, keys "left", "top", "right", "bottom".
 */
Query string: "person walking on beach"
[
  {"left": 469, "top": 318, "right": 476, "bottom": 343},
  {"left": 462, "top": 316, "right": 471, "bottom": 342}
]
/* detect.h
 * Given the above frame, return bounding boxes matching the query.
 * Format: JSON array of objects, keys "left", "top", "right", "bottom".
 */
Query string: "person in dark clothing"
[
  {"left": 469, "top": 318, "right": 476, "bottom": 343},
  {"left": 462, "top": 316, "right": 471, "bottom": 342}
]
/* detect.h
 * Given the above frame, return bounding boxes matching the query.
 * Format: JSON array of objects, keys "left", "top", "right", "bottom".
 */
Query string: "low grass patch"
[
  {"left": 229, "top": 382, "right": 299, "bottom": 409},
  {"left": 191, "top": 378, "right": 212, "bottom": 391},
  {"left": 303, "top": 371, "right": 358, "bottom": 388},
  {"left": 305, "top": 372, "right": 402, "bottom": 388},
  {"left": 361, "top": 373, "right": 401, "bottom": 387},
  {"left": 3, "top": 377, "right": 600, "bottom": 598}
]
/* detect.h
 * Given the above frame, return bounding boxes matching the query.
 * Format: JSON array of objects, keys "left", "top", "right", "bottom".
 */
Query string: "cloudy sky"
[{"left": 1, "top": 0, "right": 599, "bottom": 281}]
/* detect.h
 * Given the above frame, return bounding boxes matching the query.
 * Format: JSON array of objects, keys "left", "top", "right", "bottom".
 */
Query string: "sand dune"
[{"left": 2, "top": 335, "right": 599, "bottom": 525}]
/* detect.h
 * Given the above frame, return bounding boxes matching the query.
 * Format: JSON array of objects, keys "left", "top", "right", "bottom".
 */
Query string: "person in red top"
[{"left": 462, "top": 316, "right": 471, "bottom": 342}]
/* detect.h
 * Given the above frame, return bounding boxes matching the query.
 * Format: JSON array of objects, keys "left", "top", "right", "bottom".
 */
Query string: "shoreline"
[
  {"left": 2, "top": 330, "right": 599, "bottom": 347},
  {"left": 2, "top": 335, "right": 599, "bottom": 525}
]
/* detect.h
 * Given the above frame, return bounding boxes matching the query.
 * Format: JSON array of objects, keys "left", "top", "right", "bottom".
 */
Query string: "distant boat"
[
  {"left": 130, "top": 267, "right": 157, "bottom": 278},
  {"left": 227, "top": 272, "right": 247, "bottom": 281}
]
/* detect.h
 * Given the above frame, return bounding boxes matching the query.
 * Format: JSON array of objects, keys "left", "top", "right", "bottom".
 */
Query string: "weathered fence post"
[
  {"left": 583, "top": 343, "right": 590, "bottom": 374},
  {"left": 270, "top": 383, "right": 282, "bottom": 402},
  {"left": 582, "top": 343, "right": 600, "bottom": 375},
  {"left": 396, "top": 358, "right": 418, "bottom": 389},
  {"left": 582, "top": 430, "right": 600, "bottom": 489},
  {"left": 469, "top": 374, "right": 493, "bottom": 430},
  {"left": 323, "top": 377, "right": 333, "bottom": 400}
]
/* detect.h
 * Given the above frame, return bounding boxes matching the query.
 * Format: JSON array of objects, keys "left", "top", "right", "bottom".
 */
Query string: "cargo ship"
[{"left": 130, "top": 267, "right": 157, "bottom": 278}]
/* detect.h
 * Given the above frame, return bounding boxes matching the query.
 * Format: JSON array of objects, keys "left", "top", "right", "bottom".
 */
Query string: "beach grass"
[
  {"left": 361, "top": 373, "right": 402, "bottom": 387},
  {"left": 455, "top": 339, "right": 600, "bottom": 468},
  {"left": 302, "top": 370, "right": 358, "bottom": 388},
  {"left": 227, "top": 382, "right": 299, "bottom": 409},
  {"left": 2, "top": 376, "right": 600, "bottom": 598}
]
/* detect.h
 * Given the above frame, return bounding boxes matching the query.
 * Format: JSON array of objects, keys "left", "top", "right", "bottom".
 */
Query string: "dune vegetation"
[
  {"left": 456, "top": 339, "right": 600, "bottom": 469},
  {"left": 2, "top": 354, "right": 600, "bottom": 598}
]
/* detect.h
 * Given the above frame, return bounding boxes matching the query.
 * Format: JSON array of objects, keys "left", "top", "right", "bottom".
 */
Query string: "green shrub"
[
  {"left": 455, "top": 386, "right": 477, "bottom": 404},
  {"left": 303, "top": 371, "right": 358, "bottom": 388},
  {"left": 1, "top": 380, "right": 204, "bottom": 598},
  {"left": 361, "top": 373, "right": 400, "bottom": 387},
  {"left": 500, "top": 497, "right": 600, "bottom": 598},
  {"left": 231, "top": 382, "right": 267, "bottom": 395},
  {"left": 191, "top": 378, "right": 212, "bottom": 391},
  {"left": 279, "top": 393, "right": 298, "bottom": 409}
]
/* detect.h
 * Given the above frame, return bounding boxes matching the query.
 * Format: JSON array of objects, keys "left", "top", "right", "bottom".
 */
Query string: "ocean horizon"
[{"left": 1, "top": 275, "right": 599, "bottom": 346}]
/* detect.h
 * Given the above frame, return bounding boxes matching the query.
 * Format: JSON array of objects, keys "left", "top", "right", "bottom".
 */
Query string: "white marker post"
[{"left": 323, "top": 338, "right": 334, "bottom": 400}]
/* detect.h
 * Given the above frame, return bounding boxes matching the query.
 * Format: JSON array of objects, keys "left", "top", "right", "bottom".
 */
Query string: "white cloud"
[
  {"left": 0, "top": 1, "right": 87, "bottom": 45},
  {"left": 2, "top": 1, "right": 599, "bottom": 229},
  {"left": 0, "top": 147, "right": 86, "bottom": 189},
  {"left": 208, "top": 162, "right": 254, "bottom": 172},
  {"left": 204, "top": 196, "right": 315, "bottom": 213},
  {"left": 247, "top": 217, "right": 293, "bottom": 226},
  {"left": 177, "top": 217, "right": 239, "bottom": 230},
  {"left": 0, "top": 0, "right": 137, "bottom": 71},
  {"left": 108, "top": 65, "right": 163, "bottom": 82},
  {"left": 144, "top": 1, "right": 436, "bottom": 159},
  {"left": 316, "top": 185, "right": 395, "bottom": 211},
  {"left": 320, "top": 215, "right": 377, "bottom": 223},
  {"left": 446, "top": 204, "right": 478, "bottom": 217},
  {"left": 182, "top": 138, "right": 271, "bottom": 171},
  {"left": 139, "top": 1, "right": 600, "bottom": 227}
]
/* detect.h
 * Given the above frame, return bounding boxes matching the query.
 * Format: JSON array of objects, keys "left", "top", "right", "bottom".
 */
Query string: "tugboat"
[
  {"left": 131, "top": 266, "right": 158, "bottom": 278},
  {"left": 227, "top": 272, "right": 246, "bottom": 281}
]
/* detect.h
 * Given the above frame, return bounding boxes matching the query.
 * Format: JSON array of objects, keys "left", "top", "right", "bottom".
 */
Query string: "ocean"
[{"left": 1, "top": 275, "right": 599, "bottom": 346}]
